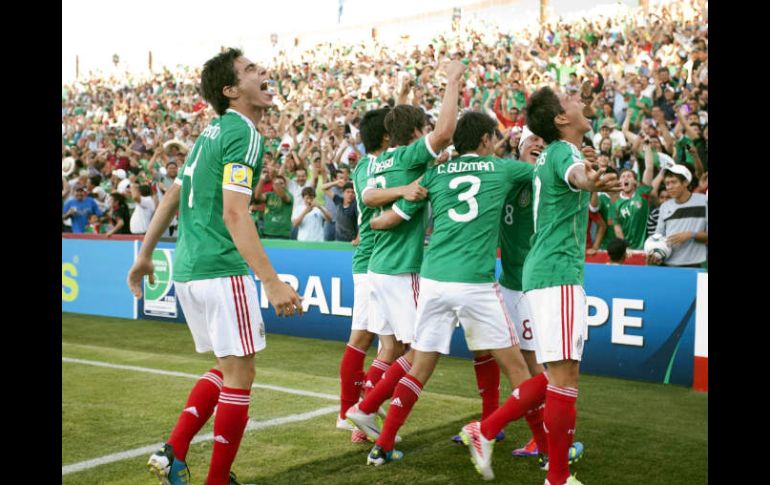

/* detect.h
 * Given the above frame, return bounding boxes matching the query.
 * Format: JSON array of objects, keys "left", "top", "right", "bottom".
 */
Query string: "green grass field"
[{"left": 62, "top": 313, "right": 707, "bottom": 485}]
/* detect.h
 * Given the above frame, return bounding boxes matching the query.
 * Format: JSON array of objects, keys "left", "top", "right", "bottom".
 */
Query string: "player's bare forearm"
[
  {"left": 370, "top": 209, "right": 405, "bottom": 230},
  {"left": 223, "top": 191, "right": 281, "bottom": 285},
  {"left": 429, "top": 68, "right": 464, "bottom": 151},
  {"left": 137, "top": 183, "right": 181, "bottom": 260},
  {"left": 362, "top": 187, "right": 406, "bottom": 208}
]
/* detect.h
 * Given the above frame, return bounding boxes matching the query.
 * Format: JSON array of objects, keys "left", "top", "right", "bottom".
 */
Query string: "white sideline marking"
[
  {"left": 62, "top": 357, "right": 338, "bottom": 400},
  {"left": 62, "top": 405, "right": 338, "bottom": 475}
]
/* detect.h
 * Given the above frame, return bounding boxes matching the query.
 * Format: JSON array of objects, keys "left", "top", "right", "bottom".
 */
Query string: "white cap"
[
  {"left": 62, "top": 156, "right": 76, "bottom": 176},
  {"left": 518, "top": 125, "right": 534, "bottom": 154},
  {"left": 117, "top": 178, "right": 132, "bottom": 193},
  {"left": 666, "top": 164, "right": 692, "bottom": 183},
  {"left": 113, "top": 169, "right": 127, "bottom": 180}
]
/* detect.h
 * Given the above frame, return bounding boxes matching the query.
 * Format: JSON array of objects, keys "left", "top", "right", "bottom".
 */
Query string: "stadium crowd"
[{"left": 62, "top": 0, "right": 706, "bottom": 264}]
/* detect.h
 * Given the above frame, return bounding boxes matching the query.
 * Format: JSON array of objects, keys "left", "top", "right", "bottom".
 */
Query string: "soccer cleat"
[
  {"left": 511, "top": 437, "right": 539, "bottom": 457},
  {"left": 544, "top": 474, "right": 585, "bottom": 485},
  {"left": 459, "top": 421, "right": 495, "bottom": 481},
  {"left": 373, "top": 408, "right": 403, "bottom": 443},
  {"left": 346, "top": 404, "right": 381, "bottom": 441},
  {"left": 366, "top": 444, "right": 404, "bottom": 466},
  {"left": 452, "top": 430, "right": 505, "bottom": 444},
  {"left": 147, "top": 443, "right": 190, "bottom": 485},
  {"left": 351, "top": 429, "right": 369, "bottom": 443},
  {"left": 336, "top": 415, "right": 356, "bottom": 432},
  {"left": 539, "top": 441, "right": 584, "bottom": 471}
]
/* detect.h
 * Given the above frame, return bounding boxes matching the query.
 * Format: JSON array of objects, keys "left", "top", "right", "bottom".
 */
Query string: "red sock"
[
  {"left": 362, "top": 358, "right": 391, "bottom": 399},
  {"left": 358, "top": 356, "right": 410, "bottom": 414},
  {"left": 473, "top": 356, "right": 500, "bottom": 420},
  {"left": 167, "top": 369, "right": 223, "bottom": 461},
  {"left": 525, "top": 403, "right": 548, "bottom": 455},
  {"left": 544, "top": 385, "right": 578, "bottom": 485},
  {"left": 480, "top": 371, "right": 548, "bottom": 440},
  {"left": 376, "top": 374, "right": 423, "bottom": 451},
  {"left": 339, "top": 344, "right": 367, "bottom": 419},
  {"left": 206, "top": 387, "right": 250, "bottom": 485}
]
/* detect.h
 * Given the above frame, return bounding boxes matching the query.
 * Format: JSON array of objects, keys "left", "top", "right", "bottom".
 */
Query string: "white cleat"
[
  {"left": 459, "top": 421, "right": 495, "bottom": 481},
  {"left": 336, "top": 415, "right": 356, "bottom": 431},
  {"left": 346, "top": 404, "right": 381, "bottom": 441}
]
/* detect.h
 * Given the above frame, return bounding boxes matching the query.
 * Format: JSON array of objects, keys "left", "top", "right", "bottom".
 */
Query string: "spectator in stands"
[
  {"left": 255, "top": 174, "right": 294, "bottom": 239},
  {"left": 129, "top": 183, "right": 157, "bottom": 235},
  {"left": 293, "top": 187, "right": 332, "bottom": 242},
  {"left": 650, "top": 165, "right": 708, "bottom": 268},
  {"left": 62, "top": 183, "right": 102, "bottom": 233},
  {"left": 607, "top": 239, "right": 629, "bottom": 265},
  {"left": 324, "top": 181, "right": 358, "bottom": 242},
  {"left": 105, "top": 193, "right": 131, "bottom": 237}
]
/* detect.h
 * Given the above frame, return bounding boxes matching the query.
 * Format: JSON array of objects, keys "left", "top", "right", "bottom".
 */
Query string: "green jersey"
[
  {"left": 174, "top": 109, "right": 264, "bottom": 282},
  {"left": 263, "top": 191, "right": 294, "bottom": 237},
  {"left": 396, "top": 155, "right": 533, "bottom": 283},
  {"left": 523, "top": 140, "right": 589, "bottom": 291},
  {"left": 612, "top": 185, "right": 651, "bottom": 249},
  {"left": 367, "top": 136, "right": 437, "bottom": 275},
  {"left": 499, "top": 172, "right": 535, "bottom": 291},
  {"left": 351, "top": 154, "right": 377, "bottom": 274},
  {"left": 594, "top": 193, "right": 617, "bottom": 250}
]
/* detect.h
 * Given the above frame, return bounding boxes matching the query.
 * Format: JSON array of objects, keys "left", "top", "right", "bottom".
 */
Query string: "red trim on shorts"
[
  {"left": 238, "top": 276, "right": 256, "bottom": 354},
  {"left": 411, "top": 273, "right": 419, "bottom": 308},
  {"left": 230, "top": 276, "right": 248, "bottom": 354},
  {"left": 560, "top": 286, "right": 567, "bottom": 360},
  {"left": 567, "top": 285, "right": 575, "bottom": 359},
  {"left": 494, "top": 283, "right": 518, "bottom": 346}
]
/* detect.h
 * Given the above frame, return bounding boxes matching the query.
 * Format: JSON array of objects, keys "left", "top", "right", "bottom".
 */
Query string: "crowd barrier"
[{"left": 62, "top": 235, "right": 707, "bottom": 390}]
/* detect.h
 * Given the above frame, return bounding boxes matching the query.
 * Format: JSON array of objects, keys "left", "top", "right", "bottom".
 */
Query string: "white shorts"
[
  {"left": 411, "top": 278, "right": 519, "bottom": 355},
  {"left": 525, "top": 285, "right": 587, "bottom": 364},
  {"left": 499, "top": 286, "right": 536, "bottom": 352},
  {"left": 367, "top": 271, "right": 420, "bottom": 344},
  {"left": 175, "top": 275, "right": 266, "bottom": 358},
  {"left": 351, "top": 273, "right": 370, "bottom": 331}
]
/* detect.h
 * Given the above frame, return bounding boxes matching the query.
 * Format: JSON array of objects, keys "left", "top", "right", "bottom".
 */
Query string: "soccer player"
[
  {"left": 451, "top": 126, "right": 545, "bottom": 451},
  {"left": 361, "top": 111, "right": 536, "bottom": 470},
  {"left": 337, "top": 107, "right": 428, "bottom": 442},
  {"left": 127, "top": 48, "right": 302, "bottom": 485},
  {"left": 460, "top": 87, "right": 619, "bottom": 485},
  {"left": 344, "top": 60, "right": 466, "bottom": 450}
]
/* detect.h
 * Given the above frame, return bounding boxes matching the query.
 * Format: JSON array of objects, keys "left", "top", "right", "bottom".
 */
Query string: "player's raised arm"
[{"left": 426, "top": 60, "right": 466, "bottom": 153}]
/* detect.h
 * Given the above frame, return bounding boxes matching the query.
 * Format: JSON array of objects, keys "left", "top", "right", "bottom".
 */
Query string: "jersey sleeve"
[
  {"left": 221, "top": 119, "right": 263, "bottom": 196},
  {"left": 552, "top": 143, "right": 584, "bottom": 192},
  {"left": 400, "top": 136, "right": 439, "bottom": 171},
  {"left": 506, "top": 160, "right": 534, "bottom": 185},
  {"left": 392, "top": 167, "right": 433, "bottom": 220},
  {"left": 638, "top": 184, "right": 652, "bottom": 199}
]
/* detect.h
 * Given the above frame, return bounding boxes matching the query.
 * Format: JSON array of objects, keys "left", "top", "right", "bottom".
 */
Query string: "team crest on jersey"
[
  {"left": 223, "top": 163, "right": 253, "bottom": 188},
  {"left": 633, "top": 201, "right": 642, "bottom": 209},
  {"left": 518, "top": 187, "right": 531, "bottom": 207}
]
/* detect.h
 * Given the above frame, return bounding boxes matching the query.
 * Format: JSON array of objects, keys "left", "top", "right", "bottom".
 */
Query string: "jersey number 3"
[{"left": 448, "top": 175, "right": 480, "bottom": 223}]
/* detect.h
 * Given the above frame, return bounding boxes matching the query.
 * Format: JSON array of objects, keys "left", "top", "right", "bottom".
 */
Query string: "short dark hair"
[
  {"left": 139, "top": 184, "right": 153, "bottom": 197},
  {"left": 273, "top": 174, "right": 286, "bottom": 183},
  {"left": 342, "top": 182, "right": 354, "bottom": 191},
  {"left": 201, "top": 48, "right": 242, "bottom": 116},
  {"left": 166, "top": 161, "right": 178, "bottom": 168},
  {"left": 301, "top": 187, "right": 316, "bottom": 198},
  {"left": 525, "top": 87, "right": 565, "bottom": 144},
  {"left": 663, "top": 170, "right": 687, "bottom": 185},
  {"left": 360, "top": 107, "right": 391, "bottom": 153},
  {"left": 453, "top": 112, "right": 498, "bottom": 155},
  {"left": 607, "top": 238, "right": 629, "bottom": 262},
  {"left": 384, "top": 105, "right": 425, "bottom": 147},
  {"left": 619, "top": 168, "right": 637, "bottom": 180}
]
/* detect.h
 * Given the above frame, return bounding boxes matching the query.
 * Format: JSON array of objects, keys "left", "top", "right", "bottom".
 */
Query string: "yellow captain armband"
[{"left": 223, "top": 163, "right": 253, "bottom": 189}]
